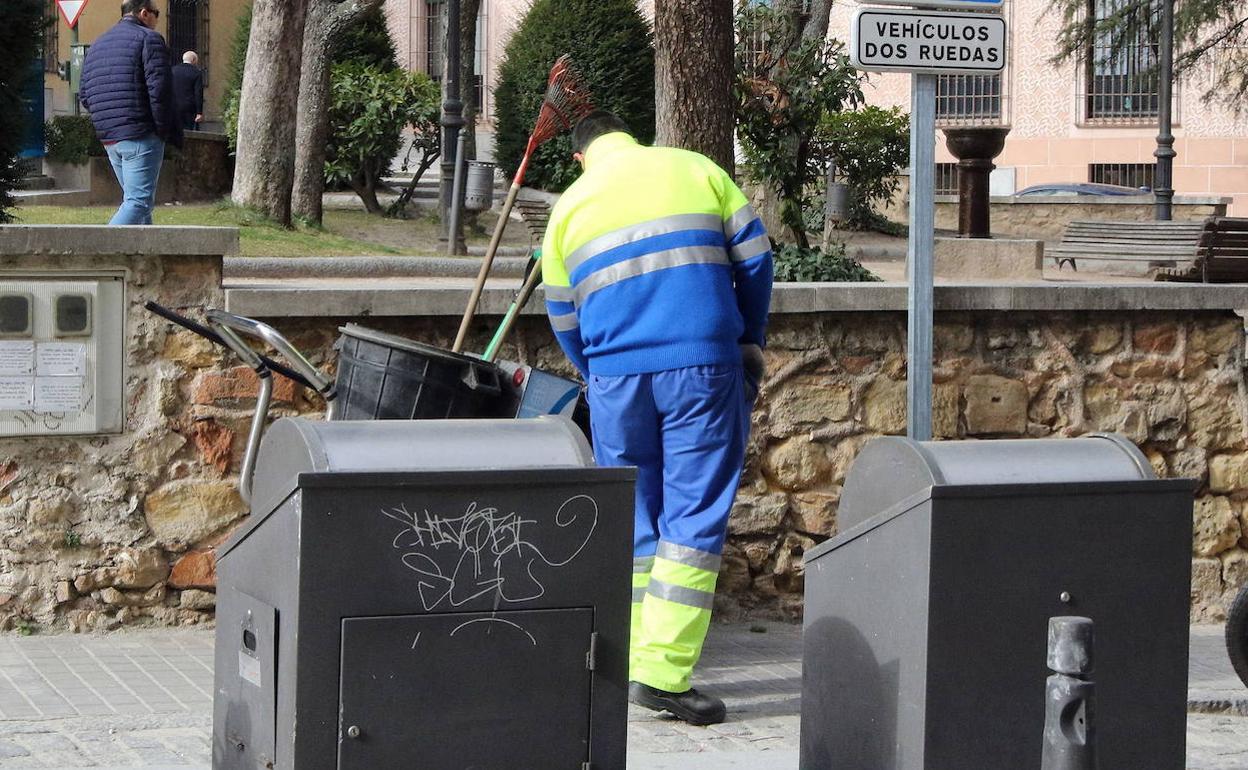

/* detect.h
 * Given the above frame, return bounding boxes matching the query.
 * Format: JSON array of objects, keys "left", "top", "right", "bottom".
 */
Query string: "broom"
[{"left": 451, "top": 54, "right": 594, "bottom": 353}]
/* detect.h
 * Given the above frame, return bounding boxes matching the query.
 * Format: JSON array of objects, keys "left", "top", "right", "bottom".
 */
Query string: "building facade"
[
  {"left": 42, "top": 0, "right": 248, "bottom": 125},
  {"left": 387, "top": 0, "right": 1247, "bottom": 214}
]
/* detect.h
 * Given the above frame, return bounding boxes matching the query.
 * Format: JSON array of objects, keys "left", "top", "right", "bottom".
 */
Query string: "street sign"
[
  {"left": 866, "top": 0, "right": 1004, "bottom": 9},
  {"left": 56, "top": 0, "right": 88, "bottom": 29},
  {"left": 851, "top": 8, "right": 1006, "bottom": 74}
]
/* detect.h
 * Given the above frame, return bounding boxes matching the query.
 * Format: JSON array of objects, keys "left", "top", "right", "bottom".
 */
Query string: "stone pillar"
[{"left": 944, "top": 127, "right": 1010, "bottom": 239}]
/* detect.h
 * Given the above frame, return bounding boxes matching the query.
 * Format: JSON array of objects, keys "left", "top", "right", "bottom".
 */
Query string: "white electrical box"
[{"left": 0, "top": 274, "right": 125, "bottom": 436}]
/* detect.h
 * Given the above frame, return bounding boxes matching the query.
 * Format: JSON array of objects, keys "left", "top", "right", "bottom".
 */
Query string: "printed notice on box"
[
  {"left": 0, "top": 377, "right": 34, "bottom": 410},
  {"left": 0, "top": 341, "right": 35, "bottom": 376},
  {"left": 36, "top": 342, "right": 86, "bottom": 377},
  {"left": 34, "top": 376, "right": 82, "bottom": 413}
]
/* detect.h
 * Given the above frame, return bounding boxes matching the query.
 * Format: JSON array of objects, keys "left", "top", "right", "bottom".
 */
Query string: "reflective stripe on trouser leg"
[
  {"left": 631, "top": 556, "right": 653, "bottom": 665},
  {"left": 631, "top": 545, "right": 721, "bottom": 692}
]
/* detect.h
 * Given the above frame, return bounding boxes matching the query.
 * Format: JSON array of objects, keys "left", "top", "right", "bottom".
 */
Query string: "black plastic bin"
[{"left": 332, "top": 324, "right": 510, "bottom": 420}]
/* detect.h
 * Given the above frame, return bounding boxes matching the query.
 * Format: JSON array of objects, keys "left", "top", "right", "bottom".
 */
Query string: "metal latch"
[{"left": 586, "top": 632, "right": 599, "bottom": 671}]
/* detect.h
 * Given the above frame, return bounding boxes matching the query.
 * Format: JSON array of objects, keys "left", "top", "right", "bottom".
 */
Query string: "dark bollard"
[{"left": 1042, "top": 616, "right": 1098, "bottom": 770}]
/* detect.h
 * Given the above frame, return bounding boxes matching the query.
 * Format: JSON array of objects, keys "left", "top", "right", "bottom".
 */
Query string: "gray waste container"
[
  {"left": 800, "top": 433, "right": 1194, "bottom": 769},
  {"left": 213, "top": 416, "right": 633, "bottom": 770}
]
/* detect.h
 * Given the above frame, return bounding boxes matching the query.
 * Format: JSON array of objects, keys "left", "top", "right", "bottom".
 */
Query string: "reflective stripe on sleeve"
[
  {"left": 573, "top": 245, "right": 730, "bottom": 305},
  {"left": 565, "top": 213, "right": 724, "bottom": 275},
  {"left": 548, "top": 311, "right": 579, "bottom": 332},
  {"left": 724, "top": 203, "right": 760, "bottom": 240},
  {"left": 729, "top": 234, "right": 770, "bottom": 263}
]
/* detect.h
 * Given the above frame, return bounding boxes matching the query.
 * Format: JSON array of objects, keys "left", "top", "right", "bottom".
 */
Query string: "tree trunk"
[
  {"left": 654, "top": 0, "right": 735, "bottom": 175},
  {"left": 802, "top": 0, "right": 835, "bottom": 42},
  {"left": 232, "top": 0, "right": 308, "bottom": 227},
  {"left": 291, "top": 0, "right": 386, "bottom": 225}
]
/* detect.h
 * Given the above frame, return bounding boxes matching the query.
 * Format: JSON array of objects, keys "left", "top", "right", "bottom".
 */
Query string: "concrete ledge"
[
  {"left": 935, "top": 237, "right": 1043, "bottom": 280},
  {"left": 225, "top": 255, "right": 530, "bottom": 279},
  {"left": 224, "top": 279, "right": 1248, "bottom": 318},
  {"left": 0, "top": 225, "right": 239, "bottom": 257}
]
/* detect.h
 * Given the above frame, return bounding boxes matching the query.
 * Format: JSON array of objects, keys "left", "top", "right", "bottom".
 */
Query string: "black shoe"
[{"left": 628, "top": 681, "right": 726, "bottom": 726}]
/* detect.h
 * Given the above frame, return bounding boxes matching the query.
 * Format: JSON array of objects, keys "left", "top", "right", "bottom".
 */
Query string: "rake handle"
[{"left": 452, "top": 142, "right": 535, "bottom": 353}]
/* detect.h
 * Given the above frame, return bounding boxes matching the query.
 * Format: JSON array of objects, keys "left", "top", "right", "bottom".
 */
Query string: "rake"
[{"left": 452, "top": 54, "right": 594, "bottom": 353}]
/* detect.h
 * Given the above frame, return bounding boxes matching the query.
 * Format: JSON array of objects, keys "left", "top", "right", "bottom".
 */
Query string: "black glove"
[{"left": 740, "top": 343, "right": 765, "bottom": 383}]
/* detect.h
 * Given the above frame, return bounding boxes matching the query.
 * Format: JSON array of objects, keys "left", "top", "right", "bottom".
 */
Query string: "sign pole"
[{"left": 907, "top": 72, "right": 936, "bottom": 441}]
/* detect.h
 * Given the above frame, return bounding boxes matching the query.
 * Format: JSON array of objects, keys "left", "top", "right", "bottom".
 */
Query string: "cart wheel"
[{"left": 1226, "top": 583, "right": 1248, "bottom": 689}]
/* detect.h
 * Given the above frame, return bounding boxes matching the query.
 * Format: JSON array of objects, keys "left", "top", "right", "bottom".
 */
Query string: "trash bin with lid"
[
  {"left": 799, "top": 434, "right": 1193, "bottom": 769},
  {"left": 212, "top": 416, "right": 633, "bottom": 770}
]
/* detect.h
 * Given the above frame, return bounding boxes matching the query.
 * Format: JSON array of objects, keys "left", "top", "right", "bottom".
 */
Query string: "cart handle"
[
  {"left": 205, "top": 309, "right": 336, "bottom": 399},
  {"left": 144, "top": 301, "right": 316, "bottom": 390}
]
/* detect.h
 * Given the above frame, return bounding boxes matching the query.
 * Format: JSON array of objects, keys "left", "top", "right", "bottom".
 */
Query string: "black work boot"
[{"left": 628, "top": 681, "right": 726, "bottom": 726}]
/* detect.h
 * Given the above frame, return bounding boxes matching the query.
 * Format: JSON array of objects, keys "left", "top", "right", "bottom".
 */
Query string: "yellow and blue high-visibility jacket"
[{"left": 542, "top": 132, "right": 773, "bottom": 377}]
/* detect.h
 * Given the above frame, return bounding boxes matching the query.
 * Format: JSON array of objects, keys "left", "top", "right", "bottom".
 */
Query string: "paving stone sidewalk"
[{"left": 0, "top": 622, "right": 1244, "bottom": 768}]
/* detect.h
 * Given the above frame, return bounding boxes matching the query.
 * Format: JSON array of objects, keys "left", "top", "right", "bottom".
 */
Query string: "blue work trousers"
[{"left": 588, "top": 363, "right": 752, "bottom": 691}]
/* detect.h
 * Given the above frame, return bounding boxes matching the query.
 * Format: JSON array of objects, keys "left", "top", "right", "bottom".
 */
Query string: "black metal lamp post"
[
  {"left": 439, "top": 0, "right": 465, "bottom": 248},
  {"left": 1154, "top": 0, "right": 1175, "bottom": 221}
]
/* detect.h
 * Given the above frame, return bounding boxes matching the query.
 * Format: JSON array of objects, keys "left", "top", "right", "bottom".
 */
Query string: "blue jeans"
[{"left": 104, "top": 135, "right": 164, "bottom": 225}]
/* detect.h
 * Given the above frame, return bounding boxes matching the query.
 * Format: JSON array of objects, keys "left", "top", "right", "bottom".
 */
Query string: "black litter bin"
[
  {"left": 800, "top": 433, "right": 1194, "bottom": 769},
  {"left": 212, "top": 416, "right": 633, "bottom": 770},
  {"left": 333, "top": 324, "right": 510, "bottom": 420}
]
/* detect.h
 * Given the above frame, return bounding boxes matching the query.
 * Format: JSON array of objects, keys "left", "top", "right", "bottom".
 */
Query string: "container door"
[{"left": 338, "top": 608, "right": 594, "bottom": 769}]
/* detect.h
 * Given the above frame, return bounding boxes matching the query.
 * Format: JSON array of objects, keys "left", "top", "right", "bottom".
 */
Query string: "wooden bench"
[
  {"left": 1155, "top": 217, "right": 1248, "bottom": 283},
  {"left": 1049, "top": 220, "right": 1207, "bottom": 273}
]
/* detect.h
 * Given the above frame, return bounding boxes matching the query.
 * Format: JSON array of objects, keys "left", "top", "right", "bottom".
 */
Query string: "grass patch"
[{"left": 10, "top": 202, "right": 460, "bottom": 258}]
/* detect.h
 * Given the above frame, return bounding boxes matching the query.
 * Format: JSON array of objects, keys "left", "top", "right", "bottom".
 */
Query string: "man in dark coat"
[
  {"left": 79, "top": 0, "right": 181, "bottom": 225},
  {"left": 172, "top": 51, "right": 204, "bottom": 132}
]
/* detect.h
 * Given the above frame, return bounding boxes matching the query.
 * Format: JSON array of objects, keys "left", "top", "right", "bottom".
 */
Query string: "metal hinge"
[{"left": 586, "top": 631, "right": 599, "bottom": 671}]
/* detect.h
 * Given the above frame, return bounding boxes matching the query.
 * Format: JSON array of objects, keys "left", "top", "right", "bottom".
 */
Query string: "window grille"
[
  {"left": 935, "top": 163, "right": 959, "bottom": 195},
  {"left": 936, "top": 73, "right": 1003, "bottom": 126},
  {"left": 1088, "top": 162, "right": 1154, "bottom": 189},
  {"left": 1083, "top": 0, "right": 1161, "bottom": 122},
  {"left": 44, "top": 0, "right": 58, "bottom": 74}
]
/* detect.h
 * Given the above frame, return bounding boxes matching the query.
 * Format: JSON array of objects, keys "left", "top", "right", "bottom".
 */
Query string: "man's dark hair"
[
  {"left": 121, "top": 0, "right": 153, "bottom": 16},
  {"left": 571, "top": 111, "right": 631, "bottom": 154}
]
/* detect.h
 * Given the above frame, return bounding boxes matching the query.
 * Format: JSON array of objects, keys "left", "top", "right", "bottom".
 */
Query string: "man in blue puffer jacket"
[{"left": 79, "top": 0, "right": 181, "bottom": 225}]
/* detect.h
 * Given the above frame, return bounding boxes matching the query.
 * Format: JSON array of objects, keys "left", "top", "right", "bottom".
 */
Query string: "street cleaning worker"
[{"left": 542, "top": 111, "right": 773, "bottom": 725}]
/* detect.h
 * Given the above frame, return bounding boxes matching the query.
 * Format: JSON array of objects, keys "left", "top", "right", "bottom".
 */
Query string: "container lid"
[
  {"left": 246, "top": 415, "right": 594, "bottom": 525},
  {"left": 837, "top": 433, "right": 1156, "bottom": 532},
  {"left": 338, "top": 324, "right": 486, "bottom": 367}
]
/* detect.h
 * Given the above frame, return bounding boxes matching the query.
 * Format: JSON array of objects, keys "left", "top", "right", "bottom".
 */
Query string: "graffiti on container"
[{"left": 380, "top": 494, "right": 599, "bottom": 613}]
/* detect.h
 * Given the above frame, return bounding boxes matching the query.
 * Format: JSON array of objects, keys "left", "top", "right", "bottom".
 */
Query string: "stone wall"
[
  {"left": 0, "top": 228, "right": 233, "bottom": 634},
  {"left": 3, "top": 268, "right": 1247, "bottom": 630}
]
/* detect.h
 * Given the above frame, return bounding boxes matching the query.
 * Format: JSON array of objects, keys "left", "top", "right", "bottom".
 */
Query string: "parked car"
[{"left": 1015, "top": 182, "right": 1152, "bottom": 197}]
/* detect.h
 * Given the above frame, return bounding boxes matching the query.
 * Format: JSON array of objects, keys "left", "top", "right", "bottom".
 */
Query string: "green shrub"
[
  {"left": 325, "top": 63, "right": 440, "bottom": 213},
  {"left": 44, "top": 115, "right": 105, "bottom": 164},
  {"left": 821, "top": 106, "right": 909, "bottom": 230},
  {"left": 772, "top": 243, "right": 879, "bottom": 283},
  {"left": 734, "top": 4, "right": 864, "bottom": 249},
  {"left": 493, "top": 0, "right": 654, "bottom": 192},
  {"left": 332, "top": 8, "right": 399, "bottom": 71},
  {"left": 0, "top": 0, "right": 44, "bottom": 222}
]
